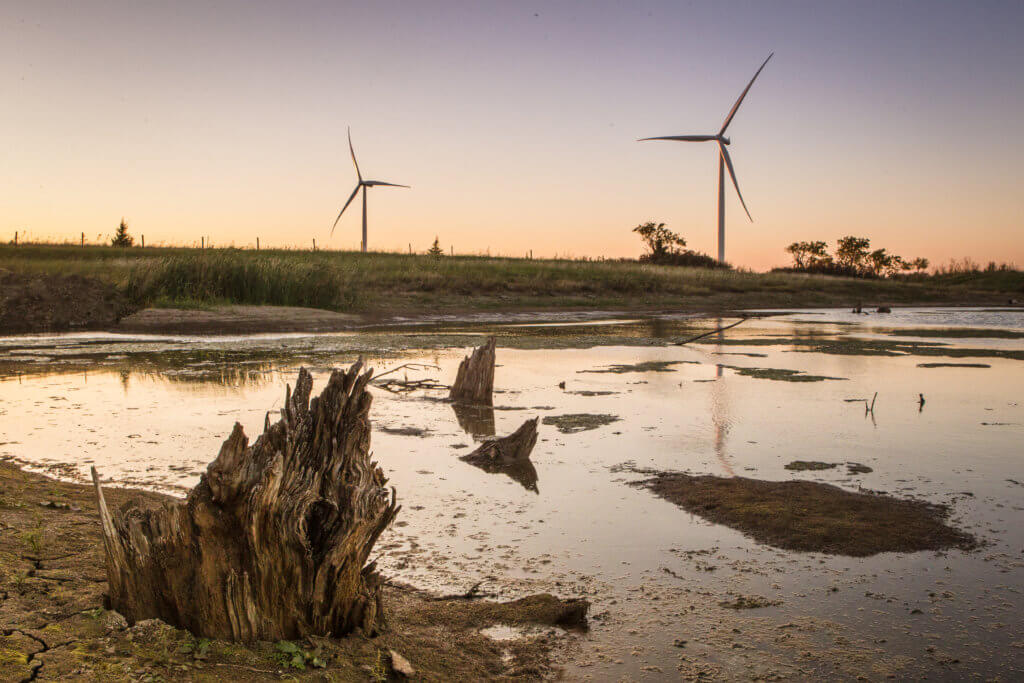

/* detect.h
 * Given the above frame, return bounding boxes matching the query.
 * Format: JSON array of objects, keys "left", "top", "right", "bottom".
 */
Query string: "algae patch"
[
  {"left": 917, "top": 362, "right": 991, "bottom": 369},
  {"left": 578, "top": 360, "right": 696, "bottom": 374},
  {"left": 723, "top": 366, "right": 846, "bottom": 382},
  {"left": 633, "top": 472, "right": 976, "bottom": 557},
  {"left": 785, "top": 461, "right": 838, "bottom": 471},
  {"left": 542, "top": 413, "right": 620, "bottom": 434}
]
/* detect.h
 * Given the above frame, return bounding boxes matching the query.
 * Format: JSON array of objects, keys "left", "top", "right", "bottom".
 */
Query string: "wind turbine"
[
  {"left": 639, "top": 53, "right": 773, "bottom": 263},
  {"left": 331, "top": 128, "right": 409, "bottom": 252}
]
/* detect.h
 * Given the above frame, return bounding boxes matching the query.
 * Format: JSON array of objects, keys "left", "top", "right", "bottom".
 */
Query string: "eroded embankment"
[
  {"left": 0, "top": 271, "right": 131, "bottom": 334},
  {"left": 0, "top": 462, "right": 586, "bottom": 681}
]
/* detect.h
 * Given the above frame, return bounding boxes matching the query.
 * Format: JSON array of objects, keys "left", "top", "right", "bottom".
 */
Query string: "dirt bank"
[
  {"left": 0, "top": 462, "right": 586, "bottom": 681},
  {"left": 0, "top": 271, "right": 130, "bottom": 335},
  {"left": 634, "top": 471, "right": 977, "bottom": 557},
  {"left": 115, "top": 305, "right": 363, "bottom": 335}
]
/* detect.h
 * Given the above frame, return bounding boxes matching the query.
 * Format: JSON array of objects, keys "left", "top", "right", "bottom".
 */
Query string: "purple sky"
[{"left": 2, "top": 1, "right": 1022, "bottom": 268}]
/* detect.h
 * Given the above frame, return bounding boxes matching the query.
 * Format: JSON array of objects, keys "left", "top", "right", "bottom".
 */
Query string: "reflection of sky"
[
  {"left": 2, "top": 316, "right": 1023, "bottom": 677},
  {"left": 2, "top": 2, "right": 1022, "bottom": 269}
]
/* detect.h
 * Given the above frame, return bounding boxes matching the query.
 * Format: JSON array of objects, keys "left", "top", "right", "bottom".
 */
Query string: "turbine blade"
[
  {"left": 364, "top": 181, "right": 410, "bottom": 188},
  {"left": 348, "top": 127, "right": 362, "bottom": 181},
  {"left": 719, "top": 52, "right": 773, "bottom": 136},
  {"left": 638, "top": 135, "right": 718, "bottom": 142},
  {"left": 719, "top": 142, "right": 752, "bottom": 222},
  {"left": 331, "top": 184, "right": 362, "bottom": 235}
]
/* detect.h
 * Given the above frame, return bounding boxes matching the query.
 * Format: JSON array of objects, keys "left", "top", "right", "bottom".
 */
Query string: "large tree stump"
[
  {"left": 91, "top": 362, "right": 400, "bottom": 641},
  {"left": 460, "top": 418, "right": 539, "bottom": 492},
  {"left": 449, "top": 337, "right": 496, "bottom": 406}
]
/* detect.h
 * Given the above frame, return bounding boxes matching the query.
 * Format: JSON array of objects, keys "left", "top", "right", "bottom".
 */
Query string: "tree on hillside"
[
  {"left": 111, "top": 219, "right": 134, "bottom": 247},
  {"left": 909, "top": 257, "right": 930, "bottom": 273},
  {"left": 427, "top": 236, "right": 444, "bottom": 258},
  {"left": 868, "top": 248, "right": 905, "bottom": 277},
  {"left": 633, "top": 222, "right": 686, "bottom": 260},
  {"left": 786, "top": 240, "right": 832, "bottom": 269},
  {"left": 835, "top": 236, "right": 870, "bottom": 272}
]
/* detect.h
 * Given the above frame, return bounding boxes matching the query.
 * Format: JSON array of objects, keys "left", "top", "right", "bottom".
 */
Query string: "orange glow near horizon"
[{"left": 1, "top": 2, "right": 1021, "bottom": 272}]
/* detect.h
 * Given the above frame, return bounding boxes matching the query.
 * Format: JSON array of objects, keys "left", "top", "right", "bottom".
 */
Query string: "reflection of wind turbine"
[
  {"left": 639, "top": 53, "right": 773, "bottom": 263},
  {"left": 331, "top": 128, "right": 410, "bottom": 252}
]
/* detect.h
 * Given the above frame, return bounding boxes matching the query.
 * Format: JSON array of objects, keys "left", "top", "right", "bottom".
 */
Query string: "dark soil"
[
  {"left": 0, "top": 462, "right": 585, "bottom": 681},
  {"left": 0, "top": 270, "right": 131, "bottom": 335},
  {"left": 634, "top": 472, "right": 977, "bottom": 557}
]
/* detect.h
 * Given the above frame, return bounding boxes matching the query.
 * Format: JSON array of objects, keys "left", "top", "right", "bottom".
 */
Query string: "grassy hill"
[{"left": 1, "top": 244, "right": 1021, "bottom": 321}]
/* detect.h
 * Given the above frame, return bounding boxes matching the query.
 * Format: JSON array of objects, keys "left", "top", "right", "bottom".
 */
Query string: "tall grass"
[
  {"left": 125, "top": 252, "right": 354, "bottom": 310},
  {"left": 2, "top": 243, "right": 1021, "bottom": 312}
]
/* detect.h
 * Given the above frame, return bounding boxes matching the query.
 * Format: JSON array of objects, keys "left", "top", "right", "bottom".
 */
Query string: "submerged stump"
[
  {"left": 449, "top": 337, "right": 496, "bottom": 406},
  {"left": 91, "top": 362, "right": 399, "bottom": 641},
  {"left": 460, "top": 418, "right": 540, "bottom": 492}
]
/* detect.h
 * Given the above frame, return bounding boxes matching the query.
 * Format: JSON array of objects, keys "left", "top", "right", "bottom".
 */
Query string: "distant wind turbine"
[
  {"left": 639, "top": 53, "right": 773, "bottom": 263},
  {"left": 331, "top": 128, "right": 409, "bottom": 252}
]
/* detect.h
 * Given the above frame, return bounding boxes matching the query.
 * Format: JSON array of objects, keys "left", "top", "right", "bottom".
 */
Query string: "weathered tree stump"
[
  {"left": 91, "top": 362, "right": 399, "bottom": 641},
  {"left": 460, "top": 418, "right": 539, "bottom": 492},
  {"left": 461, "top": 418, "right": 538, "bottom": 465},
  {"left": 449, "top": 337, "right": 496, "bottom": 406}
]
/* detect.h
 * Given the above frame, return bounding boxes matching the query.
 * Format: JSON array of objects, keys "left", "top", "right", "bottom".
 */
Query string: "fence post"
[
  {"left": 313, "top": 238, "right": 316, "bottom": 251},
  {"left": 141, "top": 235, "right": 145, "bottom": 248},
  {"left": 81, "top": 232, "right": 85, "bottom": 247},
  {"left": 201, "top": 236, "right": 204, "bottom": 250},
  {"left": 13, "top": 232, "right": 17, "bottom": 246},
  {"left": 256, "top": 237, "right": 260, "bottom": 251}
]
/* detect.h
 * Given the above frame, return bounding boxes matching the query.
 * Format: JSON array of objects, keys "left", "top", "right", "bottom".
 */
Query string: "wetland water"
[{"left": 2, "top": 307, "right": 1022, "bottom": 680}]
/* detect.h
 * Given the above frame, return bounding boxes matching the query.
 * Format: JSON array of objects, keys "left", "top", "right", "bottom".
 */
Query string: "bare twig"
[
  {"left": 674, "top": 317, "right": 748, "bottom": 346},
  {"left": 372, "top": 362, "right": 440, "bottom": 381}
]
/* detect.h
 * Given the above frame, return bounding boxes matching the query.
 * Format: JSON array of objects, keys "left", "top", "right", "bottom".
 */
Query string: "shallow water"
[{"left": 2, "top": 308, "right": 1022, "bottom": 679}]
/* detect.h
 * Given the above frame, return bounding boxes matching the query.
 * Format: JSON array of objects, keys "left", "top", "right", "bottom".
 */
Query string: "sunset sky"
[{"left": 2, "top": 1, "right": 1021, "bottom": 270}]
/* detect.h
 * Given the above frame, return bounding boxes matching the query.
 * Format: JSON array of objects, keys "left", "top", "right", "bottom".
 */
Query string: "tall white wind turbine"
[
  {"left": 331, "top": 128, "right": 409, "bottom": 252},
  {"left": 639, "top": 53, "right": 773, "bottom": 263}
]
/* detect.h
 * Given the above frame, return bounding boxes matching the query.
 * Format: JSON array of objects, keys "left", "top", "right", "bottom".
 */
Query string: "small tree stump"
[
  {"left": 91, "top": 362, "right": 399, "bottom": 641},
  {"left": 460, "top": 418, "right": 539, "bottom": 492},
  {"left": 449, "top": 337, "right": 496, "bottom": 406},
  {"left": 461, "top": 418, "right": 538, "bottom": 465}
]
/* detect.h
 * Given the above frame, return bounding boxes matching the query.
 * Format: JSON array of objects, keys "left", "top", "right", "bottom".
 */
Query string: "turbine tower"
[
  {"left": 331, "top": 128, "right": 409, "bottom": 252},
  {"left": 639, "top": 53, "right": 773, "bottom": 263}
]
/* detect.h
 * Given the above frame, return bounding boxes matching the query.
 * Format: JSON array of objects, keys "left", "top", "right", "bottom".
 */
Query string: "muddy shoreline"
[{"left": 0, "top": 462, "right": 586, "bottom": 681}]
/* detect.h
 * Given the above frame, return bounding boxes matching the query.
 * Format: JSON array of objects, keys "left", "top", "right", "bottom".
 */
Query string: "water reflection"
[
  {"left": 460, "top": 457, "right": 539, "bottom": 493},
  {"left": 451, "top": 403, "right": 496, "bottom": 438}
]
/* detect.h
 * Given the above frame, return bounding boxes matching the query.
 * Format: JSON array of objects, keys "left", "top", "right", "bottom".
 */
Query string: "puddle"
[{"left": 1, "top": 307, "right": 1023, "bottom": 679}]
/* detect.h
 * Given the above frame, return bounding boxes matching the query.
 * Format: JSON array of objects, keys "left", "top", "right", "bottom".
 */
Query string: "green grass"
[{"left": 1, "top": 243, "right": 1020, "bottom": 315}]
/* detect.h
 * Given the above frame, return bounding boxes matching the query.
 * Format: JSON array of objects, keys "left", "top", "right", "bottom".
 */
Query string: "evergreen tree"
[
  {"left": 427, "top": 236, "right": 444, "bottom": 258},
  {"left": 111, "top": 219, "right": 134, "bottom": 247}
]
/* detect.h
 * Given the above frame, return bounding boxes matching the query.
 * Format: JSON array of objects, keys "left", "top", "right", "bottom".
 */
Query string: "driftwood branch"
[
  {"left": 91, "top": 363, "right": 400, "bottom": 641},
  {"left": 674, "top": 317, "right": 748, "bottom": 345},
  {"left": 449, "top": 337, "right": 496, "bottom": 406}
]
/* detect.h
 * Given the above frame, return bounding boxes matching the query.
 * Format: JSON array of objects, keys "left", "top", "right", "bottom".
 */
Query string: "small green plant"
[
  {"left": 368, "top": 648, "right": 388, "bottom": 682},
  {"left": 273, "top": 641, "right": 325, "bottom": 671},
  {"left": 180, "top": 636, "right": 211, "bottom": 660},
  {"left": 21, "top": 530, "right": 42, "bottom": 554},
  {"left": 11, "top": 571, "right": 29, "bottom": 594}
]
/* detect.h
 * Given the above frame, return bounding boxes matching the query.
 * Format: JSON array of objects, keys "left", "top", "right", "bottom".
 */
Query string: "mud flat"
[
  {"left": 0, "top": 462, "right": 585, "bottom": 681},
  {"left": 633, "top": 472, "right": 977, "bottom": 557}
]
